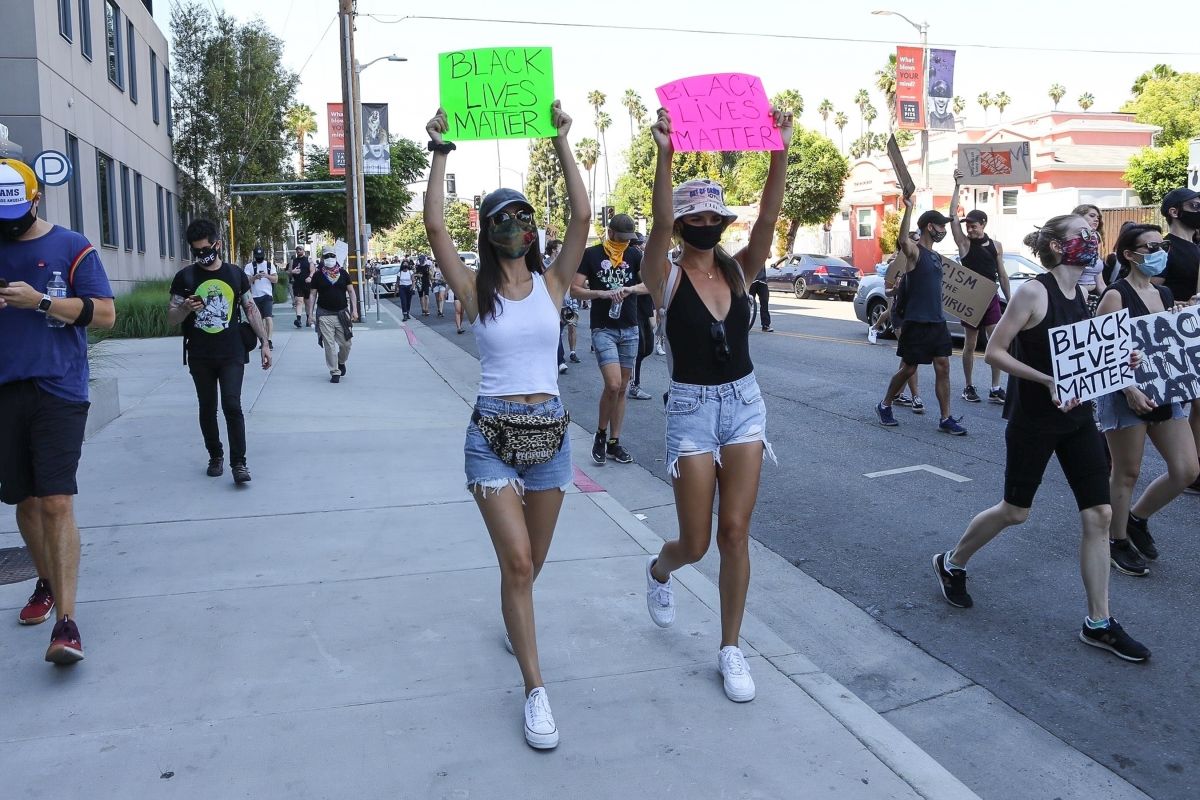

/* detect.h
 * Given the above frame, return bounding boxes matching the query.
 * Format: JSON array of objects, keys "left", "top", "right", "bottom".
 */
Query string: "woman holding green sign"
[{"left": 423, "top": 100, "right": 590, "bottom": 751}]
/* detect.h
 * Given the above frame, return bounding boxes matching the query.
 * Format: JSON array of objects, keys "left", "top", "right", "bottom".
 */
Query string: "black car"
[{"left": 765, "top": 253, "right": 862, "bottom": 300}]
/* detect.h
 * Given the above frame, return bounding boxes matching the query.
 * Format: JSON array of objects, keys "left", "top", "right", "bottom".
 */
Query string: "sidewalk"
[{"left": 0, "top": 304, "right": 979, "bottom": 799}]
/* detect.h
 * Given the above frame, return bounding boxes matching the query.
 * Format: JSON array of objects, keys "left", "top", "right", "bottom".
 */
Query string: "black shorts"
[
  {"left": 1003, "top": 418, "right": 1109, "bottom": 510},
  {"left": 253, "top": 295, "right": 274, "bottom": 318},
  {"left": 896, "top": 321, "right": 952, "bottom": 365},
  {"left": 0, "top": 381, "right": 90, "bottom": 505},
  {"left": 292, "top": 283, "right": 311, "bottom": 299}
]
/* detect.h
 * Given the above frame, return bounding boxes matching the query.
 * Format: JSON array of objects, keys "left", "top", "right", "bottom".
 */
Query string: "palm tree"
[
  {"left": 854, "top": 88, "right": 870, "bottom": 136},
  {"left": 994, "top": 91, "right": 1011, "bottom": 120},
  {"left": 863, "top": 103, "right": 878, "bottom": 143},
  {"left": 1131, "top": 64, "right": 1178, "bottom": 96},
  {"left": 834, "top": 112, "right": 849, "bottom": 152},
  {"left": 1048, "top": 83, "right": 1066, "bottom": 110},
  {"left": 284, "top": 103, "right": 317, "bottom": 175},
  {"left": 621, "top": 89, "right": 646, "bottom": 139},
  {"left": 771, "top": 89, "right": 804, "bottom": 118},
  {"left": 596, "top": 111, "right": 613, "bottom": 197},
  {"left": 818, "top": 99, "right": 834, "bottom": 136},
  {"left": 952, "top": 96, "right": 966, "bottom": 116},
  {"left": 874, "top": 53, "right": 897, "bottom": 132},
  {"left": 1078, "top": 92, "right": 1095, "bottom": 111},
  {"left": 575, "top": 138, "right": 600, "bottom": 204},
  {"left": 977, "top": 91, "right": 992, "bottom": 124}
]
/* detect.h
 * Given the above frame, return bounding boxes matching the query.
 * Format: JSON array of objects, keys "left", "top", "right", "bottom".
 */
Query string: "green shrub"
[
  {"left": 90, "top": 280, "right": 177, "bottom": 341},
  {"left": 273, "top": 278, "right": 290, "bottom": 304}
]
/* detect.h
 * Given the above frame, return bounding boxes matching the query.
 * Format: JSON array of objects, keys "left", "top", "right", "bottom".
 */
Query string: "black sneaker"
[
  {"left": 911, "top": 397, "right": 925, "bottom": 414},
  {"left": 1079, "top": 618, "right": 1150, "bottom": 662},
  {"left": 339, "top": 363, "right": 347, "bottom": 376},
  {"left": 207, "top": 457, "right": 224, "bottom": 477},
  {"left": 1110, "top": 538, "right": 1149, "bottom": 577},
  {"left": 294, "top": 317, "right": 302, "bottom": 328},
  {"left": 607, "top": 440, "right": 634, "bottom": 464},
  {"left": 893, "top": 393, "right": 913, "bottom": 407},
  {"left": 569, "top": 352, "right": 581, "bottom": 364},
  {"left": 591, "top": 435, "right": 606, "bottom": 465},
  {"left": 1126, "top": 515, "right": 1157, "bottom": 560},
  {"left": 987, "top": 387, "right": 1006, "bottom": 404},
  {"left": 232, "top": 462, "right": 251, "bottom": 484},
  {"left": 962, "top": 385, "right": 981, "bottom": 403},
  {"left": 330, "top": 374, "right": 341, "bottom": 384},
  {"left": 1185, "top": 475, "right": 1200, "bottom": 496},
  {"left": 932, "top": 552, "right": 972, "bottom": 608}
]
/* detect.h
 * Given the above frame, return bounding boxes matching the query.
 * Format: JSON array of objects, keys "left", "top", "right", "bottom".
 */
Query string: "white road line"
[{"left": 863, "top": 464, "right": 972, "bottom": 483}]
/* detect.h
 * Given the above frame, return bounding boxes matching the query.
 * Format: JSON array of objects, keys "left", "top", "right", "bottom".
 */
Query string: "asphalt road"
[{"left": 398, "top": 289, "right": 1199, "bottom": 800}]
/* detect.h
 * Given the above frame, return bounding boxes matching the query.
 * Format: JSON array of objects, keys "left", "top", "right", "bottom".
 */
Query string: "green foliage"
[
  {"left": 1124, "top": 139, "right": 1190, "bottom": 206},
  {"left": 779, "top": 128, "right": 850, "bottom": 251},
  {"left": 1078, "top": 92, "right": 1095, "bottom": 111},
  {"left": 524, "top": 138, "right": 569, "bottom": 238},
  {"left": 90, "top": 281, "right": 177, "bottom": 341},
  {"left": 272, "top": 279, "right": 290, "bottom": 304},
  {"left": 284, "top": 103, "right": 318, "bottom": 174},
  {"left": 610, "top": 126, "right": 726, "bottom": 221},
  {"left": 1131, "top": 64, "right": 1178, "bottom": 97},
  {"left": 894, "top": 129, "right": 915, "bottom": 147},
  {"left": 445, "top": 202, "right": 476, "bottom": 252},
  {"left": 771, "top": 90, "right": 804, "bottom": 117},
  {"left": 381, "top": 214, "right": 430, "bottom": 256},
  {"left": 1048, "top": 83, "right": 1066, "bottom": 109},
  {"left": 290, "top": 140, "right": 427, "bottom": 236},
  {"left": 879, "top": 209, "right": 901, "bottom": 254},
  {"left": 1120, "top": 73, "right": 1200, "bottom": 146}
]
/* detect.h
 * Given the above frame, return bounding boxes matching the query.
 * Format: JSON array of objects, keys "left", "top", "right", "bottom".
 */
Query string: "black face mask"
[
  {"left": 679, "top": 222, "right": 724, "bottom": 251},
  {"left": 928, "top": 227, "right": 947, "bottom": 243},
  {"left": 0, "top": 209, "right": 38, "bottom": 241},
  {"left": 1178, "top": 209, "right": 1200, "bottom": 231},
  {"left": 191, "top": 245, "right": 219, "bottom": 266}
]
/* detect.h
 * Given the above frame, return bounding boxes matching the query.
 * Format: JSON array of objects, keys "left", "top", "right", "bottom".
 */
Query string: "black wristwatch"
[
  {"left": 427, "top": 140, "right": 456, "bottom": 154},
  {"left": 37, "top": 294, "right": 53, "bottom": 313}
]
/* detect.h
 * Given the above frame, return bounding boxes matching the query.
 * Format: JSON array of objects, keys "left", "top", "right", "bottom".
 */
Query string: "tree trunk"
[{"left": 785, "top": 218, "right": 800, "bottom": 255}]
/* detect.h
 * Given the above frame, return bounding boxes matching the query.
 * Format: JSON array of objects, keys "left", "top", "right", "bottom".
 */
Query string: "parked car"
[
  {"left": 853, "top": 253, "right": 1046, "bottom": 341},
  {"left": 459, "top": 252, "right": 479, "bottom": 269},
  {"left": 377, "top": 265, "right": 402, "bottom": 296},
  {"left": 765, "top": 254, "right": 862, "bottom": 300}
]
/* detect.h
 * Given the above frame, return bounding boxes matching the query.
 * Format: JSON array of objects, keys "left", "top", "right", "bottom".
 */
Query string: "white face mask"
[{"left": 323, "top": 257, "right": 337, "bottom": 269}]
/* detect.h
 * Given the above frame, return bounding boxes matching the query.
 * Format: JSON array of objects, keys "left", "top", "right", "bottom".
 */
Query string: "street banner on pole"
[
  {"left": 957, "top": 142, "right": 1032, "bottom": 186},
  {"left": 886, "top": 134, "right": 916, "bottom": 197},
  {"left": 926, "top": 49, "right": 956, "bottom": 130},
  {"left": 361, "top": 103, "right": 391, "bottom": 175},
  {"left": 327, "top": 103, "right": 345, "bottom": 176},
  {"left": 654, "top": 73, "right": 782, "bottom": 152},
  {"left": 1128, "top": 306, "right": 1200, "bottom": 405},
  {"left": 1050, "top": 310, "right": 1135, "bottom": 404},
  {"left": 940, "top": 255, "right": 997, "bottom": 328},
  {"left": 438, "top": 47, "right": 557, "bottom": 140},
  {"left": 896, "top": 46, "right": 925, "bottom": 130}
]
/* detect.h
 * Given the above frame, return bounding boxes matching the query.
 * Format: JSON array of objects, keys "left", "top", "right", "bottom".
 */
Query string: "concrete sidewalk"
[{"left": 0, "top": 305, "right": 979, "bottom": 799}]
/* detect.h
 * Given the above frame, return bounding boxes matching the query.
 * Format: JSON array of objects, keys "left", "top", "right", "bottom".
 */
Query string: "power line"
[
  {"left": 297, "top": 14, "right": 337, "bottom": 77},
  {"left": 360, "top": 13, "right": 1200, "bottom": 57}
]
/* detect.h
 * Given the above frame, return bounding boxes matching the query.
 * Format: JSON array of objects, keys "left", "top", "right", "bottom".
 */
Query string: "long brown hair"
[
  {"left": 1071, "top": 204, "right": 1104, "bottom": 237},
  {"left": 475, "top": 209, "right": 545, "bottom": 323}
]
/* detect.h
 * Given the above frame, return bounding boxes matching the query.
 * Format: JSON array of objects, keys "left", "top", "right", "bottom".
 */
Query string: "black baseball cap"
[
  {"left": 917, "top": 210, "right": 952, "bottom": 228},
  {"left": 253, "top": 247, "right": 265, "bottom": 259},
  {"left": 608, "top": 213, "right": 638, "bottom": 240},
  {"left": 481, "top": 188, "right": 533, "bottom": 219},
  {"left": 1161, "top": 187, "right": 1200, "bottom": 218},
  {"left": 962, "top": 209, "right": 988, "bottom": 225}
]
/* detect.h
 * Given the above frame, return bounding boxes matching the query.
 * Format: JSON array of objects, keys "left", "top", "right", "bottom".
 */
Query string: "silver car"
[
  {"left": 377, "top": 265, "right": 402, "bottom": 296},
  {"left": 852, "top": 253, "right": 1046, "bottom": 340}
]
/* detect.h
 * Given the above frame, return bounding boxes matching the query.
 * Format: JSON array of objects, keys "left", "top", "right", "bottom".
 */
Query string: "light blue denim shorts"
[
  {"left": 664, "top": 373, "right": 777, "bottom": 477},
  {"left": 592, "top": 326, "right": 639, "bottom": 369},
  {"left": 464, "top": 395, "right": 573, "bottom": 495},
  {"left": 1096, "top": 391, "right": 1186, "bottom": 433}
]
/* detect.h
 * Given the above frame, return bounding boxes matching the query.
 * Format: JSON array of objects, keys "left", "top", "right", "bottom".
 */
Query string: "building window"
[
  {"left": 97, "top": 152, "right": 119, "bottom": 248},
  {"left": 156, "top": 185, "right": 166, "bottom": 257},
  {"left": 104, "top": 1, "right": 123, "bottom": 89},
  {"left": 133, "top": 172, "right": 145, "bottom": 253},
  {"left": 79, "top": 0, "right": 92, "bottom": 60},
  {"left": 58, "top": 0, "right": 73, "bottom": 41},
  {"left": 856, "top": 208, "right": 875, "bottom": 239},
  {"left": 120, "top": 164, "right": 133, "bottom": 252},
  {"left": 164, "top": 66, "right": 173, "bottom": 137},
  {"left": 1002, "top": 190, "right": 1019, "bottom": 215},
  {"left": 65, "top": 132, "right": 83, "bottom": 234},
  {"left": 150, "top": 49, "right": 159, "bottom": 124},
  {"left": 126, "top": 19, "right": 137, "bottom": 103},
  {"left": 165, "top": 190, "right": 176, "bottom": 258}
]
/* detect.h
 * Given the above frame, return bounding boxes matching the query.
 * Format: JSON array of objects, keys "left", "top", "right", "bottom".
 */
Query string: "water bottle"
[
  {"left": 46, "top": 271, "right": 67, "bottom": 329},
  {"left": 608, "top": 296, "right": 624, "bottom": 319}
]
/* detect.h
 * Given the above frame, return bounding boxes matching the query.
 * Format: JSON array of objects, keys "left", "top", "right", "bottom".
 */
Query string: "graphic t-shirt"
[
  {"left": 170, "top": 262, "right": 251, "bottom": 363},
  {"left": 244, "top": 260, "right": 276, "bottom": 298},
  {"left": 1163, "top": 234, "right": 1200, "bottom": 305},
  {"left": 0, "top": 225, "right": 114, "bottom": 403},
  {"left": 313, "top": 269, "right": 351, "bottom": 313},
  {"left": 578, "top": 243, "right": 643, "bottom": 329}
]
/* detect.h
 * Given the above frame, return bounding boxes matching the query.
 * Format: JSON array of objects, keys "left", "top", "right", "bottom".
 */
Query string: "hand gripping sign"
[
  {"left": 1050, "top": 309, "right": 1136, "bottom": 404},
  {"left": 655, "top": 73, "right": 783, "bottom": 153}
]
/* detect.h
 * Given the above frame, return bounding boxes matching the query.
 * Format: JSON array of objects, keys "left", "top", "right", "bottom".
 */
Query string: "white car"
[
  {"left": 377, "top": 265, "right": 402, "bottom": 296},
  {"left": 459, "top": 252, "right": 479, "bottom": 269}
]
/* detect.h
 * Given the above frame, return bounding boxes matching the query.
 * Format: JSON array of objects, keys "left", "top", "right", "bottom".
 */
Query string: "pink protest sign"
[{"left": 655, "top": 73, "right": 782, "bottom": 152}]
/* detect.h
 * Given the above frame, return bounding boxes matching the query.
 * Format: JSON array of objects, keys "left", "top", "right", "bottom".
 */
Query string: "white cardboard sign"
[
  {"left": 1128, "top": 306, "right": 1200, "bottom": 405},
  {"left": 957, "top": 141, "right": 1031, "bottom": 186},
  {"left": 1049, "top": 309, "right": 1135, "bottom": 404}
]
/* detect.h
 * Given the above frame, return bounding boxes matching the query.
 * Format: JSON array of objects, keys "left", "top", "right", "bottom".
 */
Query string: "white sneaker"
[
  {"left": 523, "top": 687, "right": 559, "bottom": 749},
  {"left": 867, "top": 327, "right": 878, "bottom": 344},
  {"left": 504, "top": 632, "right": 515, "bottom": 655},
  {"left": 558, "top": 362, "right": 568, "bottom": 374},
  {"left": 645, "top": 557, "right": 675, "bottom": 627},
  {"left": 718, "top": 646, "right": 756, "bottom": 702},
  {"left": 656, "top": 341, "right": 666, "bottom": 356},
  {"left": 627, "top": 381, "right": 653, "bottom": 400}
]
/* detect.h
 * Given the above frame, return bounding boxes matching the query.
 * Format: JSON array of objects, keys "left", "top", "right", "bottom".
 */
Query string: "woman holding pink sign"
[{"left": 639, "top": 104, "right": 791, "bottom": 703}]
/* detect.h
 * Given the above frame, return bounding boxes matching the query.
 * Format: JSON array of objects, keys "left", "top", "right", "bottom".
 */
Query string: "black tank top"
[
  {"left": 1003, "top": 272, "right": 1093, "bottom": 432},
  {"left": 667, "top": 268, "right": 753, "bottom": 385},
  {"left": 1103, "top": 279, "right": 1173, "bottom": 318},
  {"left": 961, "top": 237, "right": 999, "bottom": 284}
]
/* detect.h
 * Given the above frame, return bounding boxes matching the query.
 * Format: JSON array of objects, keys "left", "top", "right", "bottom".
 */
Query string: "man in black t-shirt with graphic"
[
  {"left": 571, "top": 213, "right": 649, "bottom": 465},
  {"left": 167, "top": 219, "right": 271, "bottom": 485},
  {"left": 1157, "top": 187, "right": 1200, "bottom": 495},
  {"left": 289, "top": 245, "right": 312, "bottom": 328}
]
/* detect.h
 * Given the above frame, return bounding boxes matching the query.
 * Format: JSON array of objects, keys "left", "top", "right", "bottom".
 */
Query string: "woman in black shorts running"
[{"left": 932, "top": 213, "right": 1151, "bottom": 662}]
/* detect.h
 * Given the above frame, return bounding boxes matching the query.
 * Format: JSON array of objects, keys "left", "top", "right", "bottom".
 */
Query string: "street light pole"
[{"left": 873, "top": 9, "right": 931, "bottom": 190}]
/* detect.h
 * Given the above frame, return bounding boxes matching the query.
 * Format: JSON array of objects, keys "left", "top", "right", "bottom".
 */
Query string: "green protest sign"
[{"left": 438, "top": 47, "right": 556, "bottom": 141}]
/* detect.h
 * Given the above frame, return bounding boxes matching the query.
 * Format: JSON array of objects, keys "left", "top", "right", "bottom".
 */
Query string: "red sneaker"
[
  {"left": 45, "top": 617, "right": 84, "bottom": 665},
  {"left": 19, "top": 579, "right": 54, "bottom": 625}
]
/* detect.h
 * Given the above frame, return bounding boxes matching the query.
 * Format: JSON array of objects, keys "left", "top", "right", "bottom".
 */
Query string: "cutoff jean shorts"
[
  {"left": 464, "top": 395, "right": 573, "bottom": 495},
  {"left": 664, "top": 373, "right": 777, "bottom": 478}
]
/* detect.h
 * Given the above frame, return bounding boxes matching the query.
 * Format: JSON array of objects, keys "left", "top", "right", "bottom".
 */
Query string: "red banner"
[
  {"left": 896, "top": 46, "right": 925, "bottom": 131},
  {"left": 327, "top": 103, "right": 346, "bottom": 176}
]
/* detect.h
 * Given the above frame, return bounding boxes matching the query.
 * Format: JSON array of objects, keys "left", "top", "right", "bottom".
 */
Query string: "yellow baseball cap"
[{"left": 0, "top": 158, "right": 39, "bottom": 220}]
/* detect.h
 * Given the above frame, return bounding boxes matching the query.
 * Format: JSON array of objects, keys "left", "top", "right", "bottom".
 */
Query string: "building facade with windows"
[{"left": 0, "top": 0, "right": 182, "bottom": 292}]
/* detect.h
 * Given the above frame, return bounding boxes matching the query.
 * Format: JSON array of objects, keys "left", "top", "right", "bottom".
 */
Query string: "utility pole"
[
  {"left": 919, "top": 21, "right": 930, "bottom": 191},
  {"left": 338, "top": 0, "right": 367, "bottom": 315}
]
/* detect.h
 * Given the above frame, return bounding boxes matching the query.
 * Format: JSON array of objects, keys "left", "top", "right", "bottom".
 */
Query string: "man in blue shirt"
[{"left": 0, "top": 158, "right": 116, "bottom": 665}]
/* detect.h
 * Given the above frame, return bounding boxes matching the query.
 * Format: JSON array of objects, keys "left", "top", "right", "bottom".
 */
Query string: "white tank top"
[{"left": 474, "top": 272, "right": 561, "bottom": 397}]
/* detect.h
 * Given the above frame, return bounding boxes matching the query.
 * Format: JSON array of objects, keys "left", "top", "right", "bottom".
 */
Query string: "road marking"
[
  {"left": 572, "top": 466, "right": 605, "bottom": 493},
  {"left": 864, "top": 464, "right": 971, "bottom": 483}
]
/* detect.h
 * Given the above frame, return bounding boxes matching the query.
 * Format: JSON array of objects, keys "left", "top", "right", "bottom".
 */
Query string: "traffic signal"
[
  {"left": 445, "top": 173, "right": 457, "bottom": 197},
  {"left": 473, "top": 195, "right": 481, "bottom": 210},
  {"left": 296, "top": 229, "right": 306, "bottom": 245},
  {"left": 603, "top": 205, "right": 615, "bottom": 228}
]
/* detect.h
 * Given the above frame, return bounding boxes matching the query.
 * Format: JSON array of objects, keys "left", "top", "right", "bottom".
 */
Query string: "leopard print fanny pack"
[{"left": 471, "top": 408, "right": 570, "bottom": 467}]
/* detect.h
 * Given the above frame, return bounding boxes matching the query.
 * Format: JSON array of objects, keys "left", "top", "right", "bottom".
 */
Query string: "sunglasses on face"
[
  {"left": 1134, "top": 241, "right": 1170, "bottom": 253},
  {"left": 711, "top": 320, "right": 730, "bottom": 362},
  {"left": 492, "top": 208, "right": 534, "bottom": 225}
]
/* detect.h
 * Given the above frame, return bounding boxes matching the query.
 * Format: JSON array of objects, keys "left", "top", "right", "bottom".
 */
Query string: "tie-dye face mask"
[{"left": 487, "top": 207, "right": 536, "bottom": 259}]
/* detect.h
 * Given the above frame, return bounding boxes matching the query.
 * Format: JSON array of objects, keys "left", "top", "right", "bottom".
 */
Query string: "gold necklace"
[{"left": 685, "top": 263, "right": 715, "bottom": 280}]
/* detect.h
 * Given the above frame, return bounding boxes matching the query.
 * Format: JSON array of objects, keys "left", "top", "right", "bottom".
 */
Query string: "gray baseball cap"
[{"left": 481, "top": 188, "right": 534, "bottom": 219}]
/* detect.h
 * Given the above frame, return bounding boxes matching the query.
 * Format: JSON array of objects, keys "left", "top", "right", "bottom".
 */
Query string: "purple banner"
[{"left": 926, "top": 49, "right": 956, "bottom": 131}]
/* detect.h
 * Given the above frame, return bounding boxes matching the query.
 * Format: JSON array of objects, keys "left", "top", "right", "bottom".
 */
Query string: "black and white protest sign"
[
  {"left": 1050, "top": 309, "right": 1135, "bottom": 404},
  {"left": 1128, "top": 306, "right": 1200, "bottom": 405}
]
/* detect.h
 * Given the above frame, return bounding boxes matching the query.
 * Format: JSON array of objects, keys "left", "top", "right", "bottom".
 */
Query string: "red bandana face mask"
[{"left": 1059, "top": 234, "right": 1099, "bottom": 266}]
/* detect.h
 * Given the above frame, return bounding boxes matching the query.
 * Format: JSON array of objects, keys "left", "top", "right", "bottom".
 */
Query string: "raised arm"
[
  {"left": 994, "top": 240, "right": 1011, "bottom": 300},
  {"left": 545, "top": 101, "right": 592, "bottom": 299},
  {"left": 423, "top": 109, "right": 478, "bottom": 322},
  {"left": 897, "top": 195, "right": 917, "bottom": 261},
  {"left": 641, "top": 108, "right": 676, "bottom": 309},
  {"left": 737, "top": 107, "right": 794, "bottom": 275},
  {"left": 949, "top": 170, "right": 969, "bottom": 257}
]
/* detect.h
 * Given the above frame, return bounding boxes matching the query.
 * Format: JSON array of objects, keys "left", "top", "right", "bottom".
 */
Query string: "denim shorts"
[
  {"left": 664, "top": 373, "right": 777, "bottom": 477},
  {"left": 1096, "top": 391, "right": 1187, "bottom": 432},
  {"left": 592, "top": 326, "right": 639, "bottom": 369},
  {"left": 464, "top": 395, "right": 573, "bottom": 495}
]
